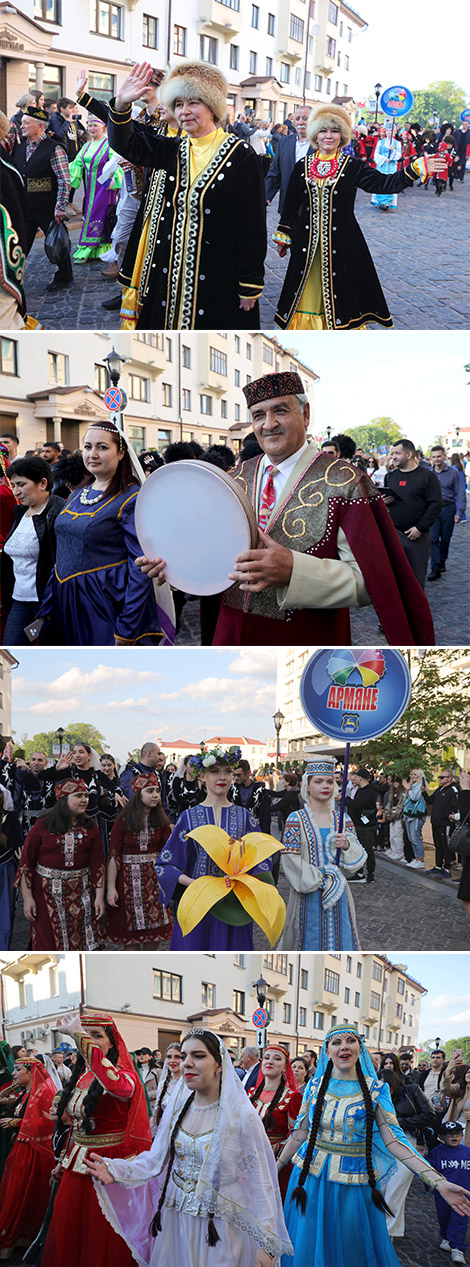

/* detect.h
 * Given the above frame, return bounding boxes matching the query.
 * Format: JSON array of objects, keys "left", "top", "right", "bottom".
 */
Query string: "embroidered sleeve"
[
  {"left": 282, "top": 814, "right": 302, "bottom": 853},
  {"left": 88, "top": 824, "right": 106, "bottom": 888},
  {"left": 14, "top": 820, "right": 42, "bottom": 889},
  {"left": 73, "top": 1037, "right": 134, "bottom": 1101}
]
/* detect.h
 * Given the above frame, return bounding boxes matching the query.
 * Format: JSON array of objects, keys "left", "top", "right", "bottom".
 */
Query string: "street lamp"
[
  {"left": 253, "top": 976, "right": 268, "bottom": 1007},
  {"left": 103, "top": 346, "right": 126, "bottom": 387},
  {"left": 273, "top": 708, "right": 285, "bottom": 766},
  {"left": 326, "top": 425, "right": 331, "bottom": 441},
  {"left": 56, "top": 726, "right": 65, "bottom": 756},
  {"left": 374, "top": 83, "right": 382, "bottom": 124},
  {"left": 434, "top": 1036, "right": 441, "bottom": 1050}
]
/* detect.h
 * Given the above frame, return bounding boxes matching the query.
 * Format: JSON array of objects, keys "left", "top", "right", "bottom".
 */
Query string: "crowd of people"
[
  {"left": 2, "top": 368, "right": 467, "bottom": 648},
  {"left": 1, "top": 59, "right": 465, "bottom": 330},
  {"left": 0, "top": 1016, "right": 469, "bottom": 1266},
  {"left": 1, "top": 737, "right": 470, "bottom": 955}
]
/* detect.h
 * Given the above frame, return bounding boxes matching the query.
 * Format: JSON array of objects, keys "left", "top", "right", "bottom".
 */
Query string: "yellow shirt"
[{"left": 189, "top": 128, "right": 227, "bottom": 185}]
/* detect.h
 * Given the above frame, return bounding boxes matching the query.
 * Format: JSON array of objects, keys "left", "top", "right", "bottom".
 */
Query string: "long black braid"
[
  {"left": 150, "top": 1091, "right": 195, "bottom": 1236},
  {"left": 251, "top": 1073, "right": 286, "bottom": 1133},
  {"left": 56, "top": 1027, "right": 118, "bottom": 1136},
  {"left": 292, "top": 1057, "right": 393, "bottom": 1216}
]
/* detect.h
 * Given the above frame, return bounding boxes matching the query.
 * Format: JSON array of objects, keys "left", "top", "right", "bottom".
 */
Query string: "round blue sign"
[
  {"left": 378, "top": 444, "right": 388, "bottom": 454},
  {"left": 252, "top": 1007, "right": 269, "bottom": 1028},
  {"left": 460, "top": 109, "right": 470, "bottom": 122},
  {"left": 380, "top": 85, "right": 414, "bottom": 118},
  {"left": 300, "top": 648, "right": 411, "bottom": 742},
  {"left": 104, "top": 386, "right": 123, "bottom": 412}
]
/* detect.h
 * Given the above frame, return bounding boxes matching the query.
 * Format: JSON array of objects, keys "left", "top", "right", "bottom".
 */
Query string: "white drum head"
[{"left": 135, "top": 460, "right": 258, "bottom": 595}]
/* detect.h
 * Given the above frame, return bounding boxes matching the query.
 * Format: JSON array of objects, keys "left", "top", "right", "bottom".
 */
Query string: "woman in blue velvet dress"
[
  {"left": 36, "top": 420, "right": 164, "bottom": 646},
  {"left": 277, "top": 1024, "right": 470, "bottom": 1267},
  {"left": 279, "top": 756, "right": 366, "bottom": 951},
  {"left": 156, "top": 744, "right": 272, "bottom": 951}
]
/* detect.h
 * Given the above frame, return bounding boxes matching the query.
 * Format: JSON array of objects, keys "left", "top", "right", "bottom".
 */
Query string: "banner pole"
[{"left": 335, "top": 742, "right": 351, "bottom": 864}]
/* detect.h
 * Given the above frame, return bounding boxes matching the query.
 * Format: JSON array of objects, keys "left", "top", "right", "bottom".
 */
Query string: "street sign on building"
[{"left": 256, "top": 1029, "right": 268, "bottom": 1051}]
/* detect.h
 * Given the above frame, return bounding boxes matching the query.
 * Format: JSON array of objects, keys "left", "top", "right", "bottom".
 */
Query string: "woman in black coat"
[
  {"left": 456, "top": 769, "right": 470, "bottom": 914},
  {"left": 273, "top": 104, "right": 446, "bottom": 330},
  {"left": 379, "top": 1054, "right": 438, "bottom": 1239},
  {"left": 271, "top": 773, "right": 300, "bottom": 831},
  {"left": 106, "top": 60, "right": 266, "bottom": 330},
  {"left": 1, "top": 456, "right": 64, "bottom": 644}
]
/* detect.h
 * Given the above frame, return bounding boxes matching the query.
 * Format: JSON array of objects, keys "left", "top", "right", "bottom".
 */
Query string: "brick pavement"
[
  {"left": 261, "top": 179, "right": 470, "bottom": 329},
  {"left": 22, "top": 177, "right": 469, "bottom": 330}
]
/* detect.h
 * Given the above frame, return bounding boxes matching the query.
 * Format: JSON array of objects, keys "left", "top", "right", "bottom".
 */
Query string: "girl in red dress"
[
  {"left": 42, "top": 1010, "right": 152, "bottom": 1267},
  {"left": 248, "top": 1044, "right": 302, "bottom": 1199},
  {"left": 0, "top": 1056, "right": 55, "bottom": 1256},
  {"left": 106, "top": 771, "right": 172, "bottom": 947},
  {"left": 15, "top": 778, "right": 105, "bottom": 950}
]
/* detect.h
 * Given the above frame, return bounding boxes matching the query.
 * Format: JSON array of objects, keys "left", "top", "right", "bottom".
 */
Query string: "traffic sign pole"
[{"left": 256, "top": 1028, "right": 268, "bottom": 1052}]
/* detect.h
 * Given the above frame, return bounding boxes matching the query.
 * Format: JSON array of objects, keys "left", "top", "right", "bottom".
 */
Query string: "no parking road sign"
[
  {"left": 252, "top": 1007, "right": 269, "bottom": 1028},
  {"left": 104, "top": 386, "right": 124, "bottom": 412}
]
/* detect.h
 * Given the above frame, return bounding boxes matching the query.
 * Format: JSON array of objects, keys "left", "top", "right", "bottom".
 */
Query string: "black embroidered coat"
[
  {"left": 107, "top": 100, "right": 266, "bottom": 329},
  {"left": 274, "top": 153, "right": 419, "bottom": 330}
]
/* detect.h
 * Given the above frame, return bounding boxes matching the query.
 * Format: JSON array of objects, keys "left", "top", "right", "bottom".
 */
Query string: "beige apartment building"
[
  {"left": 0, "top": 650, "right": 18, "bottom": 738},
  {"left": 0, "top": 0, "right": 366, "bottom": 121},
  {"left": 1, "top": 951, "right": 425, "bottom": 1059},
  {"left": 0, "top": 330, "right": 319, "bottom": 455}
]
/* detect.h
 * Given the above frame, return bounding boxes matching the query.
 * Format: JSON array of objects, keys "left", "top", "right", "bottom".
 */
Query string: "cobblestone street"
[{"left": 22, "top": 176, "right": 469, "bottom": 331}]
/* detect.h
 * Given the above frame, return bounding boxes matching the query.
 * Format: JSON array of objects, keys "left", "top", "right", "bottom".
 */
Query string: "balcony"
[
  {"left": 198, "top": 0, "right": 241, "bottom": 38},
  {"left": 277, "top": 40, "right": 303, "bottom": 63},
  {"left": 313, "top": 996, "right": 337, "bottom": 1013},
  {"left": 129, "top": 342, "right": 166, "bottom": 376}
]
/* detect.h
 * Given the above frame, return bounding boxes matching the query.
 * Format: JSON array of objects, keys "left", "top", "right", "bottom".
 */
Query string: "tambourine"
[{"left": 135, "top": 460, "right": 258, "bottom": 595}]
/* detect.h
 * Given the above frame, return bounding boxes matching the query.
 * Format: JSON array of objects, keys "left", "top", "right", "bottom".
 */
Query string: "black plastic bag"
[{"left": 44, "top": 218, "right": 71, "bottom": 266}]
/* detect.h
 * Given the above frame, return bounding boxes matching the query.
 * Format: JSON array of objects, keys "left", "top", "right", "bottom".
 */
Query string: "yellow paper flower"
[{"left": 177, "top": 826, "right": 286, "bottom": 947}]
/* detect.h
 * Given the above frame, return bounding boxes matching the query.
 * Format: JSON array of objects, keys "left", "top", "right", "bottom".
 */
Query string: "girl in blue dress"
[
  {"left": 36, "top": 420, "right": 165, "bottom": 646},
  {"left": 279, "top": 756, "right": 366, "bottom": 951},
  {"left": 277, "top": 1023, "right": 470, "bottom": 1267}
]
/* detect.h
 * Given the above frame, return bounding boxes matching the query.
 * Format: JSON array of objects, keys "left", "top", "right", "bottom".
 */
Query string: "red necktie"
[{"left": 258, "top": 465, "right": 278, "bottom": 530}]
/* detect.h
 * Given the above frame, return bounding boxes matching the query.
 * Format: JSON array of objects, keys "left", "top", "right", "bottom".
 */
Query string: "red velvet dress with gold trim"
[
  {"left": 0, "top": 1063, "right": 55, "bottom": 1256},
  {"left": 106, "top": 816, "right": 172, "bottom": 945},
  {"left": 42, "top": 1021, "right": 152, "bottom": 1267},
  {"left": 14, "top": 818, "right": 105, "bottom": 950},
  {"left": 248, "top": 1080, "right": 302, "bottom": 1200}
]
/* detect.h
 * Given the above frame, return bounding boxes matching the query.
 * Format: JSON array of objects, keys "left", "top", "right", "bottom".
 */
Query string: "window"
[
  {"left": 262, "top": 342, "right": 274, "bottom": 364},
  {"left": 283, "top": 1002, "right": 292, "bottom": 1023},
  {"left": 90, "top": 1, "right": 123, "bottom": 39},
  {"left": 249, "top": 50, "right": 257, "bottom": 74},
  {"left": 210, "top": 347, "right": 227, "bottom": 375},
  {"left": 29, "top": 63, "right": 62, "bottom": 100},
  {"left": 94, "top": 363, "right": 107, "bottom": 393},
  {"left": 370, "top": 991, "right": 381, "bottom": 1010},
  {"left": 233, "top": 953, "right": 245, "bottom": 966},
  {"left": 182, "top": 389, "right": 191, "bottom": 411},
  {"left": 295, "top": 68, "right": 301, "bottom": 86},
  {"left": 328, "top": 1, "right": 338, "bottom": 21},
  {"left": 301, "top": 969, "right": 309, "bottom": 989},
  {"left": 299, "top": 1007, "right": 307, "bottom": 1026},
  {"left": 153, "top": 969, "right": 182, "bottom": 1002},
  {"left": 252, "top": 3, "right": 259, "bottom": 27},
  {"left": 356, "top": 963, "right": 362, "bottom": 979},
  {"left": 246, "top": 342, "right": 252, "bottom": 359},
  {"left": 161, "top": 383, "right": 172, "bottom": 406},
  {"left": 363, "top": 1024, "right": 370, "bottom": 1038},
  {"left": 337, "top": 51, "right": 341, "bottom": 66},
  {"left": 158, "top": 429, "right": 171, "bottom": 446},
  {"left": 345, "top": 55, "right": 350, "bottom": 70},
  {"left": 129, "top": 373, "right": 150, "bottom": 402},
  {"left": 346, "top": 956, "right": 352, "bottom": 972},
  {"left": 397, "top": 979, "right": 405, "bottom": 994},
  {"left": 88, "top": 70, "right": 115, "bottom": 101},
  {"left": 308, "top": 36, "right": 313, "bottom": 52},
  {"left": 182, "top": 344, "right": 191, "bottom": 369},
  {"left": 266, "top": 56, "right": 273, "bottom": 75},
  {"left": 290, "top": 14, "right": 304, "bottom": 41},
  {"left": 324, "top": 969, "right": 339, "bottom": 994},
  {"left": 326, "top": 36, "right": 336, "bottom": 57},
  {"left": 234, "top": 403, "right": 240, "bottom": 420},
  {"left": 143, "top": 13, "right": 158, "bottom": 47},
  {"left": 221, "top": 399, "right": 228, "bottom": 418},
  {"left": 165, "top": 339, "right": 172, "bottom": 363},
  {"left": 18, "top": 979, "right": 26, "bottom": 1008},
  {"left": 355, "top": 991, "right": 360, "bottom": 1007},
  {"left": 347, "top": 26, "right": 352, "bottom": 41},
  {"left": 267, "top": 12, "right": 275, "bottom": 34},
  {"left": 411, "top": 994, "right": 415, "bottom": 1007},
  {"left": 200, "top": 34, "right": 218, "bottom": 64},
  {"left": 315, "top": 74, "right": 323, "bottom": 91},
  {"left": 305, "top": 72, "right": 311, "bottom": 89},
  {"left": 219, "top": 0, "right": 240, "bottom": 7},
  {"left": 34, "top": 0, "right": 61, "bottom": 20},
  {"left": 182, "top": 430, "right": 193, "bottom": 442},
  {"left": 201, "top": 982, "right": 215, "bottom": 1007},
  {"left": 200, "top": 394, "right": 213, "bottom": 415},
  {"left": 49, "top": 965, "right": 59, "bottom": 996},
  {"left": 313, "top": 1011, "right": 324, "bottom": 1029},
  {"left": 280, "top": 62, "right": 290, "bottom": 84},
  {"left": 339, "top": 20, "right": 343, "bottom": 35},
  {"left": 174, "top": 25, "right": 187, "bottom": 56},
  {"left": 230, "top": 44, "right": 239, "bottom": 70},
  {"left": 0, "top": 338, "right": 18, "bottom": 375},
  {"left": 372, "top": 962, "right": 383, "bottom": 982},
  {"left": 288, "top": 962, "right": 294, "bottom": 984},
  {"left": 48, "top": 351, "right": 68, "bottom": 385},
  {"left": 128, "top": 425, "right": 145, "bottom": 452},
  {"left": 344, "top": 987, "right": 350, "bottom": 1003},
  {"left": 234, "top": 368, "right": 240, "bottom": 387}
]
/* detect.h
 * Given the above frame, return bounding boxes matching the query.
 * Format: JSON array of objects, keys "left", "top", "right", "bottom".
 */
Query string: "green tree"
[
  {"left": 346, "top": 418, "right": 402, "bottom": 451},
  {"left": 352, "top": 650, "right": 470, "bottom": 776},
  {"left": 411, "top": 81, "right": 467, "bottom": 123},
  {"left": 22, "top": 722, "right": 108, "bottom": 760},
  {"left": 443, "top": 1036, "right": 470, "bottom": 1063}
]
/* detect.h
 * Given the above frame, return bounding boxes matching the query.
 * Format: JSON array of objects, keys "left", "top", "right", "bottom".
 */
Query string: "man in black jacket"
[
  {"left": 265, "top": 105, "right": 312, "bottom": 216},
  {"left": 418, "top": 1048, "right": 447, "bottom": 1103},
  {"left": 229, "top": 760, "right": 272, "bottom": 834},
  {"left": 345, "top": 766, "right": 377, "bottom": 882},
  {"left": 424, "top": 769, "right": 459, "bottom": 876},
  {"left": 384, "top": 439, "right": 442, "bottom": 588},
  {"left": 11, "top": 106, "right": 72, "bottom": 291},
  {"left": 47, "top": 97, "right": 85, "bottom": 161}
]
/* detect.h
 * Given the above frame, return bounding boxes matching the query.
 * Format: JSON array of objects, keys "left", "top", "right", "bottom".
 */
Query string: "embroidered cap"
[
  {"left": 305, "top": 757, "right": 336, "bottom": 777},
  {"left": 23, "top": 106, "right": 49, "bottom": 123},
  {"left": 243, "top": 371, "right": 306, "bottom": 409},
  {"left": 325, "top": 1022, "right": 363, "bottom": 1043},
  {"left": 132, "top": 771, "right": 160, "bottom": 793},
  {"left": 54, "top": 778, "right": 88, "bottom": 800},
  {"left": 81, "top": 1011, "right": 115, "bottom": 1028}
]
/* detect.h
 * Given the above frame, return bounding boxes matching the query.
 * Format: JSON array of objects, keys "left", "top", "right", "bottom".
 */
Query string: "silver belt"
[
  {"left": 36, "top": 864, "right": 89, "bottom": 880},
  {"left": 122, "top": 853, "right": 159, "bottom": 864}
]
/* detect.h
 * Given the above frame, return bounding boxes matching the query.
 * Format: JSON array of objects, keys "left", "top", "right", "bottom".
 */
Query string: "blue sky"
[
  {"left": 9, "top": 647, "right": 278, "bottom": 757},
  {"left": 348, "top": 0, "right": 469, "bottom": 100},
  {"left": 274, "top": 332, "right": 469, "bottom": 451},
  {"left": 390, "top": 954, "right": 470, "bottom": 1046}
]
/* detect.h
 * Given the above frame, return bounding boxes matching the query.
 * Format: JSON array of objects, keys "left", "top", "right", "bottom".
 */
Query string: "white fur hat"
[
  {"left": 160, "top": 61, "right": 228, "bottom": 126},
  {"left": 307, "top": 104, "right": 352, "bottom": 146}
]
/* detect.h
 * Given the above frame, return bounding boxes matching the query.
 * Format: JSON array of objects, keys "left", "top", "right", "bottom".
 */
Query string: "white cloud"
[
  {"left": 430, "top": 994, "right": 470, "bottom": 1010},
  {"left": 228, "top": 648, "right": 278, "bottom": 679},
  {"left": 444, "top": 1009, "right": 470, "bottom": 1025},
  {"left": 14, "top": 664, "right": 163, "bottom": 699},
  {"left": 160, "top": 675, "right": 275, "bottom": 716},
  {"left": 27, "top": 697, "right": 82, "bottom": 714}
]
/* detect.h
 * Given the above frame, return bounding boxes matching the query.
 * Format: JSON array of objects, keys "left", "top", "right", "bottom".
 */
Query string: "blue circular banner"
[
  {"left": 380, "top": 86, "right": 414, "bottom": 118},
  {"left": 460, "top": 108, "right": 470, "bottom": 122},
  {"left": 300, "top": 648, "right": 411, "bottom": 742}
]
